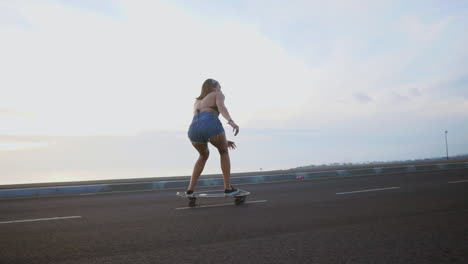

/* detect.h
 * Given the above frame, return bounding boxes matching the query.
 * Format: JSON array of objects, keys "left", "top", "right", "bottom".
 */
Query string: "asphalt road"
[{"left": 1, "top": 169, "right": 467, "bottom": 263}]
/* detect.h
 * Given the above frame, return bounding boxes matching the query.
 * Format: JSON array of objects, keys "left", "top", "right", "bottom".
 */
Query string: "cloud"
[
  {"left": 0, "top": 141, "right": 50, "bottom": 151},
  {"left": 0, "top": 1, "right": 30, "bottom": 28},
  {"left": 0, "top": 130, "right": 195, "bottom": 184},
  {"left": 399, "top": 15, "right": 451, "bottom": 42},
  {"left": 391, "top": 92, "right": 410, "bottom": 102},
  {"left": 59, "top": 0, "right": 122, "bottom": 17},
  {"left": 353, "top": 93, "right": 373, "bottom": 103},
  {"left": 0, "top": 131, "right": 218, "bottom": 171},
  {"left": 0, "top": 107, "right": 19, "bottom": 116},
  {"left": 0, "top": 134, "right": 53, "bottom": 151},
  {"left": 2, "top": 0, "right": 468, "bottom": 136},
  {"left": 409, "top": 88, "right": 421, "bottom": 97},
  {"left": 0, "top": 108, "right": 34, "bottom": 121},
  {"left": 0, "top": 0, "right": 322, "bottom": 136},
  {"left": 440, "top": 74, "right": 468, "bottom": 99}
]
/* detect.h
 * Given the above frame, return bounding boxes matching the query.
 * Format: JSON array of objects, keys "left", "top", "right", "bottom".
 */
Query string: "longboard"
[{"left": 176, "top": 189, "right": 250, "bottom": 207}]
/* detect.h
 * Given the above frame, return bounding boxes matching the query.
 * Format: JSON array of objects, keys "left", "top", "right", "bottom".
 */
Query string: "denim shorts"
[{"left": 188, "top": 112, "right": 225, "bottom": 143}]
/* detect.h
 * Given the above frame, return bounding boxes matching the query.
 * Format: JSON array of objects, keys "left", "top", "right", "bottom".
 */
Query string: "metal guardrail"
[{"left": 1, "top": 162, "right": 467, "bottom": 199}]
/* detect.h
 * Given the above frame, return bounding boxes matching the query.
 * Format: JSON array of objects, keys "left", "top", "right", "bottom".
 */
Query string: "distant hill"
[{"left": 292, "top": 153, "right": 468, "bottom": 171}]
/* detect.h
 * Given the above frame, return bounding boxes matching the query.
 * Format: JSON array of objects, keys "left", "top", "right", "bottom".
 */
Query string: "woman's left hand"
[{"left": 227, "top": 140, "right": 237, "bottom": 150}]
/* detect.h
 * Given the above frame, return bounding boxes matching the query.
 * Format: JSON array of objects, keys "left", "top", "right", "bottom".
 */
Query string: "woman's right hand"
[{"left": 228, "top": 120, "right": 239, "bottom": 136}]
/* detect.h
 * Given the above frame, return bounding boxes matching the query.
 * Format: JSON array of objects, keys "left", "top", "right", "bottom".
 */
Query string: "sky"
[{"left": 1, "top": 0, "right": 467, "bottom": 185}]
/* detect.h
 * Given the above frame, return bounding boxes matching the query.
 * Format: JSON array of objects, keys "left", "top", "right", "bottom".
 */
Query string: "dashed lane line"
[
  {"left": 336, "top": 187, "right": 400, "bottom": 195},
  {"left": 0, "top": 216, "right": 82, "bottom": 225},
  {"left": 448, "top": 180, "right": 468, "bottom": 184}
]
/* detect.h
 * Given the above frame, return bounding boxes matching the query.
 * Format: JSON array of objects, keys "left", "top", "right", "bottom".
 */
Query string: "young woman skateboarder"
[{"left": 186, "top": 79, "right": 240, "bottom": 196}]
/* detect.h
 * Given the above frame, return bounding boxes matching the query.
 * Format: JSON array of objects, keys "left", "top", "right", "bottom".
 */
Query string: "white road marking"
[
  {"left": 448, "top": 180, "right": 468, "bottom": 184},
  {"left": 0, "top": 216, "right": 82, "bottom": 224},
  {"left": 175, "top": 200, "right": 268, "bottom": 210},
  {"left": 336, "top": 187, "right": 400, "bottom": 195}
]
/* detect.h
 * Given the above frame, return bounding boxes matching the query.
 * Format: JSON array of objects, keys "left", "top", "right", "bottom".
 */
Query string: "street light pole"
[{"left": 445, "top": 131, "right": 449, "bottom": 160}]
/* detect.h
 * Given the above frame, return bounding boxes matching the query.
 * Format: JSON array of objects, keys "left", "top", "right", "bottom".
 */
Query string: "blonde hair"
[{"left": 196, "top": 79, "right": 219, "bottom": 100}]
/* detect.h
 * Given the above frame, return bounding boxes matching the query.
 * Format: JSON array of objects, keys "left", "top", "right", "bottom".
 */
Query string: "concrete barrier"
[{"left": 1, "top": 162, "right": 467, "bottom": 199}]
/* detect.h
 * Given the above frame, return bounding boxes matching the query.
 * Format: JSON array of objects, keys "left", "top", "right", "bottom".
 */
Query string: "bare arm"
[
  {"left": 215, "top": 92, "right": 232, "bottom": 121},
  {"left": 215, "top": 92, "right": 239, "bottom": 136}
]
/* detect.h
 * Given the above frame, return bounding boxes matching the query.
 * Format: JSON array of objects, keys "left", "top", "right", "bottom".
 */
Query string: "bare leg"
[
  {"left": 209, "top": 133, "right": 231, "bottom": 190},
  {"left": 188, "top": 143, "right": 209, "bottom": 191}
]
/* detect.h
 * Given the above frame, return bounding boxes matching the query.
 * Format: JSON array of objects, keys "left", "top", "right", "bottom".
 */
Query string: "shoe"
[
  {"left": 185, "top": 189, "right": 194, "bottom": 197},
  {"left": 224, "top": 186, "right": 240, "bottom": 196}
]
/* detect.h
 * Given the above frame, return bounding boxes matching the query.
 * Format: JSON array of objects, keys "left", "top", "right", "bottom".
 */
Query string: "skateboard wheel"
[
  {"left": 189, "top": 197, "right": 196, "bottom": 207},
  {"left": 235, "top": 196, "right": 246, "bottom": 205}
]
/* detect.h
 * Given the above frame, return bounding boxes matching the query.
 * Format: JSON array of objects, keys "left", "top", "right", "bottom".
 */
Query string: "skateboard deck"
[{"left": 176, "top": 189, "right": 250, "bottom": 207}]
